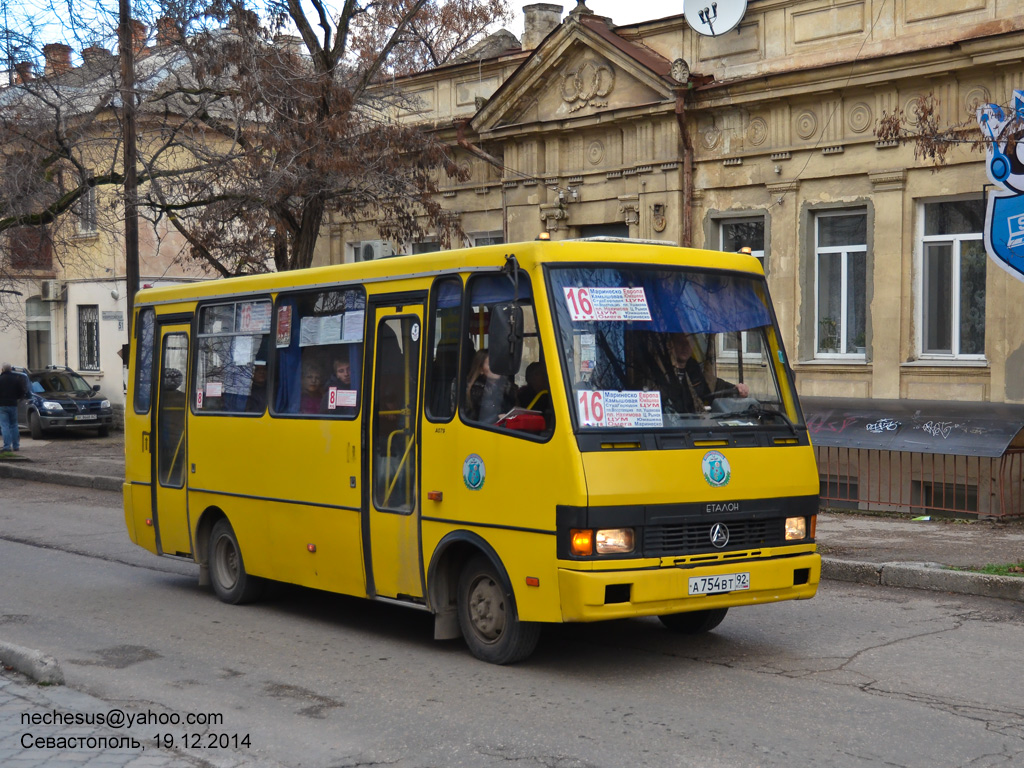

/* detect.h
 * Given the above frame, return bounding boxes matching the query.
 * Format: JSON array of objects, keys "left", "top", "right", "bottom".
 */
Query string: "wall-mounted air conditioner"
[
  {"left": 40, "top": 279, "right": 64, "bottom": 302},
  {"left": 354, "top": 239, "right": 393, "bottom": 262}
]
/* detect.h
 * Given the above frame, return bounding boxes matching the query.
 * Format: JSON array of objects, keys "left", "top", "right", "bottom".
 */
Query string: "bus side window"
[
  {"left": 272, "top": 289, "right": 365, "bottom": 417},
  {"left": 133, "top": 308, "right": 155, "bottom": 414},
  {"left": 425, "top": 276, "right": 462, "bottom": 421},
  {"left": 460, "top": 273, "right": 552, "bottom": 436}
]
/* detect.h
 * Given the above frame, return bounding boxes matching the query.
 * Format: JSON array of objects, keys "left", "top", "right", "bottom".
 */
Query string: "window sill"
[
  {"left": 901, "top": 359, "right": 989, "bottom": 368},
  {"left": 796, "top": 358, "right": 869, "bottom": 366}
]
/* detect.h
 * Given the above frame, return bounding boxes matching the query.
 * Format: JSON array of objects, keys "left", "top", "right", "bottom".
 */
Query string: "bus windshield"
[{"left": 548, "top": 264, "right": 799, "bottom": 431}]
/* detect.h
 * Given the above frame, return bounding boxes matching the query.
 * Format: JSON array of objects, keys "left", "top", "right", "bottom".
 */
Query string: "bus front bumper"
[{"left": 557, "top": 553, "right": 821, "bottom": 622}]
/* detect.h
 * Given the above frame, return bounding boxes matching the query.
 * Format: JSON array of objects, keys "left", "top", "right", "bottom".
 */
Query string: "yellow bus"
[{"left": 124, "top": 238, "right": 820, "bottom": 664}]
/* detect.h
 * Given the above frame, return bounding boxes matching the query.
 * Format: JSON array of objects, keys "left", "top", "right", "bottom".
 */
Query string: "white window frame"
[
  {"left": 77, "top": 182, "right": 98, "bottom": 235},
  {"left": 917, "top": 199, "right": 987, "bottom": 361},
  {"left": 814, "top": 211, "right": 867, "bottom": 360},
  {"left": 717, "top": 217, "right": 766, "bottom": 358}
]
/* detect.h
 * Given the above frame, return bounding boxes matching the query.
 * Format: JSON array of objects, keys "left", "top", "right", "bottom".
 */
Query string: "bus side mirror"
[{"left": 489, "top": 303, "right": 523, "bottom": 376}]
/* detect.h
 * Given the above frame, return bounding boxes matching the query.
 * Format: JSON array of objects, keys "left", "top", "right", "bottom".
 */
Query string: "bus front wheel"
[
  {"left": 209, "top": 518, "right": 262, "bottom": 605},
  {"left": 457, "top": 555, "right": 540, "bottom": 665},
  {"left": 659, "top": 607, "right": 728, "bottom": 634}
]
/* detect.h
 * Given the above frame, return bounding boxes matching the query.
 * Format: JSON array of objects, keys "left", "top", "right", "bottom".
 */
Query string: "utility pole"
[{"left": 119, "top": 0, "right": 139, "bottom": 344}]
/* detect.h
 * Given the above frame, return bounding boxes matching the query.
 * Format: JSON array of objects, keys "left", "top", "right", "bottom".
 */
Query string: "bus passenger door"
[
  {"left": 366, "top": 305, "right": 425, "bottom": 600},
  {"left": 152, "top": 325, "right": 192, "bottom": 557}
]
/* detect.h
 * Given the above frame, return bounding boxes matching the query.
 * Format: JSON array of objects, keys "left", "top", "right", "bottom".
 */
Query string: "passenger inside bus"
[
  {"left": 516, "top": 361, "right": 551, "bottom": 413},
  {"left": 464, "top": 348, "right": 516, "bottom": 423},
  {"left": 300, "top": 361, "right": 325, "bottom": 414},
  {"left": 646, "top": 332, "right": 749, "bottom": 413},
  {"left": 320, "top": 354, "right": 358, "bottom": 414},
  {"left": 245, "top": 361, "right": 268, "bottom": 413}
]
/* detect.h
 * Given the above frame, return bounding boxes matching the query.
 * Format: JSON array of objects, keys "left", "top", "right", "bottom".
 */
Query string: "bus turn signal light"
[{"left": 570, "top": 529, "right": 593, "bottom": 556}]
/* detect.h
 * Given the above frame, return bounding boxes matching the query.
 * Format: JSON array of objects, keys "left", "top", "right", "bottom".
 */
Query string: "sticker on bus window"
[
  {"left": 577, "top": 390, "right": 663, "bottom": 428},
  {"left": 327, "top": 388, "right": 357, "bottom": 409},
  {"left": 205, "top": 381, "right": 223, "bottom": 398},
  {"left": 276, "top": 305, "right": 293, "bottom": 348},
  {"left": 563, "top": 287, "right": 652, "bottom": 322},
  {"left": 196, "top": 390, "right": 204, "bottom": 409}
]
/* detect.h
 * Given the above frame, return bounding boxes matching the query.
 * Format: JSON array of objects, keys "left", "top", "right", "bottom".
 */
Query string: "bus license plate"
[
  {"left": 74, "top": 414, "right": 97, "bottom": 421},
  {"left": 688, "top": 572, "right": 750, "bottom": 595}
]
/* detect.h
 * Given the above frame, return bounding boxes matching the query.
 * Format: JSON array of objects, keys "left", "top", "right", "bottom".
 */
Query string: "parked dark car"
[{"left": 16, "top": 366, "right": 113, "bottom": 438}]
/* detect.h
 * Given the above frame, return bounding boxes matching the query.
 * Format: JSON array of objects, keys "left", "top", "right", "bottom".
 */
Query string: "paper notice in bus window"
[
  {"left": 576, "top": 390, "right": 663, "bottom": 428},
  {"left": 563, "top": 287, "right": 652, "bottom": 322},
  {"left": 206, "top": 381, "right": 223, "bottom": 398},
  {"left": 299, "top": 316, "right": 321, "bottom": 347},
  {"left": 319, "top": 314, "right": 343, "bottom": 344},
  {"left": 239, "top": 301, "right": 271, "bottom": 333},
  {"left": 328, "top": 388, "right": 358, "bottom": 409},
  {"left": 342, "top": 311, "right": 364, "bottom": 342},
  {"left": 276, "top": 305, "right": 293, "bottom": 348}
]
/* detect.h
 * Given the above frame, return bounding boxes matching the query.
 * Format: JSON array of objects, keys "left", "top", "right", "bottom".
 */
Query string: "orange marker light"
[
  {"left": 526, "top": 577, "right": 540, "bottom": 587},
  {"left": 427, "top": 490, "right": 443, "bottom": 502},
  {"left": 307, "top": 543, "right": 317, "bottom": 553},
  {"left": 145, "top": 518, "right": 153, "bottom": 526},
  {"left": 570, "top": 529, "right": 594, "bottom": 556}
]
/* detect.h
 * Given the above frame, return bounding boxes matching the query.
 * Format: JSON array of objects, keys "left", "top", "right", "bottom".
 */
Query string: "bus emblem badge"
[
  {"left": 463, "top": 453, "right": 486, "bottom": 490},
  {"left": 710, "top": 523, "right": 730, "bottom": 548},
  {"left": 702, "top": 451, "right": 731, "bottom": 487}
]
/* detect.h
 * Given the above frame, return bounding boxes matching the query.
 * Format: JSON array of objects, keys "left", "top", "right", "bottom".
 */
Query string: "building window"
[
  {"left": 472, "top": 231, "right": 504, "bottom": 246},
  {"left": 79, "top": 305, "right": 100, "bottom": 370},
  {"left": 920, "top": 199, "right": 986, "bottom": 358},
  {"left": 719, "top": 217, "right": 766, "bottom": 356},
  {"left": 77, "top": 182, "right": 98, "bottom": 235},
  {"left": 412, "top": 239, "right": 440, "bottom": 254},
  {"left": 815, "top": 212, "right": 867, "bottom": 357},
  {"left": 9, "top": 226, "right": 53, "bottom": 271},
  {"left": 26, "top": 297, "right": 52, "bottom": 369}
]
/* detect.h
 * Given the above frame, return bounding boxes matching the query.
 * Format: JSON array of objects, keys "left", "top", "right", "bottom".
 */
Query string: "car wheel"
[
  {"left": 457, "top": 555, "right": 540, "bottom": 664},
  {"left": 29, "top": 412, "right": 44, "bottom": 440},
  {"left": 209, "top": 518, "right": 263, "bottom": 605},
  {"left": 658, "top": 607, "right": 728, "bottom": 634}
]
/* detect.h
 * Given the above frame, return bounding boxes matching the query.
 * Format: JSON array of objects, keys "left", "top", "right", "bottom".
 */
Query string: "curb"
[
  {"left": 0, "top": 640, "right": 64, "bottom": 685},
  {"left": 0, "top": 464, "right": 122, "bottom": 492},
  {"left": 822, "top": 556, "right": 1024, "bottom": 602}
]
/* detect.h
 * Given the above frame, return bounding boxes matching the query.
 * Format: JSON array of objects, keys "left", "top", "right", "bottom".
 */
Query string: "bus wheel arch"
[
  {"left": 427, "top": 532, "right": 540, "bottom": 664},
  {"left": 194, "top": 506, "right": 227, "bottom": 585}
]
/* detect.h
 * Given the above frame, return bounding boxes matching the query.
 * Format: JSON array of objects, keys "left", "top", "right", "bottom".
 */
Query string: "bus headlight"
[
  {"left": 596, "top": 528, "right": 635, "bottom": 554},
  {"left": 785, "top": 517, "right": 807, "bottom": 541},
  {"left": 570, "top": 528, "right": 636, "bottom": 556}
]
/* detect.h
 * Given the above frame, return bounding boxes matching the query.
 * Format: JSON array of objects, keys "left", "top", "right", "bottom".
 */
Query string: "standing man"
[{"left": 0, "top": 363, "right": 29, "bottom": 453}]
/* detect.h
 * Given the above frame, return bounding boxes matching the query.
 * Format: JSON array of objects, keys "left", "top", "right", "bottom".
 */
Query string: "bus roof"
[{"left": 134, "top": 239, "right": 764, "bottom": 306}]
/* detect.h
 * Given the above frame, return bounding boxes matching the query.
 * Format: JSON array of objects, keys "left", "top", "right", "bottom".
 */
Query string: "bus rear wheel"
[
  {"left": 457, "top": 555, "right": 540, "bottom": 665},
  {"left": 659, "top": 607, "right": 728, "bottom": 634},
  {"left": 209, "top": 518, "right": 263, "bottom": 605}
]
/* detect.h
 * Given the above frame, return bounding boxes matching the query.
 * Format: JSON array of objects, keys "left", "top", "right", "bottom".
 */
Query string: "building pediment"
[{"left": 472, "top": 14, "right": 676, "bottom": 136}]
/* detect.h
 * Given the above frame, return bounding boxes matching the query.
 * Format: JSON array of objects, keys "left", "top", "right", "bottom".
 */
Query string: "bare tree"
[{"left": 0, "top": 0, "right": 511, "bottom": 317}]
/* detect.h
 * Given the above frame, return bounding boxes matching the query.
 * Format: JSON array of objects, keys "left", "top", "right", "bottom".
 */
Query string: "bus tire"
[
  {"left": 209, "top": 518, "right": 263, "bottom": 605},
  {"left": 658, "top": 607, "right": 728, "bottom": 634},
  {"left": 457, "top": 555, "right": 540, "bottom": 665}
]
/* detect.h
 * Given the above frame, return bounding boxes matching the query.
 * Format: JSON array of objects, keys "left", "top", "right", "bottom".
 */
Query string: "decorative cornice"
[
  {"left": 869, "top": 169, "right": 907, "bottom": 191},
  {"left": 766, "top": 180, "right": 801, "bottom": 194}
]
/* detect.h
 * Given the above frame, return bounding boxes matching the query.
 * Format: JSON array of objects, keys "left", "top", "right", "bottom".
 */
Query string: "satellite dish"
[{"left": 684, "top": 0, "right": 748, "bottom": 37}]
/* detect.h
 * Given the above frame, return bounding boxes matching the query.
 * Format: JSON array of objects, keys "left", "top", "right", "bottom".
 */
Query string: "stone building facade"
[{"left": 325, "top": 0, "right": 1024, "bottom": 410}]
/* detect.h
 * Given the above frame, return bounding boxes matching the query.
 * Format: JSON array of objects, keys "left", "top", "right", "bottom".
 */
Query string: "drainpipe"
[
  {"left": 456, "top": 119, "right": 509, "bottom": 243},
  {"left": 674, "top": 91, "right": 694, "bottom": 248}
]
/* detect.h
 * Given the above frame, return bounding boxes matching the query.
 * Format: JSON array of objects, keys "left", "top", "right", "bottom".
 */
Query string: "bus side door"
[
  {"left": 152, "top": 323, "right": 192, "bottom": 557},
  {"left": 365, "top": 302, "right": 425, "bottom": 600}
]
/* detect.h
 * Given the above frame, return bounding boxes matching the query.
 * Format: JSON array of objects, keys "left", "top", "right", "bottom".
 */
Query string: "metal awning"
[{"left": 801, "top": 396, "right": 1024, "bottom": 457}]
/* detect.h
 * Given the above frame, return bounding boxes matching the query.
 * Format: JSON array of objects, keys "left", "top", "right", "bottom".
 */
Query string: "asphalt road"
[{"left": 2, "top": 478, "right": 1024, "bottom": 768}]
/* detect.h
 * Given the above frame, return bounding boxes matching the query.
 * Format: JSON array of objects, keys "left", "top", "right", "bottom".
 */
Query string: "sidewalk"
[{"left": 2, "top": 430, "right": 1023, "bottom": 603}]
